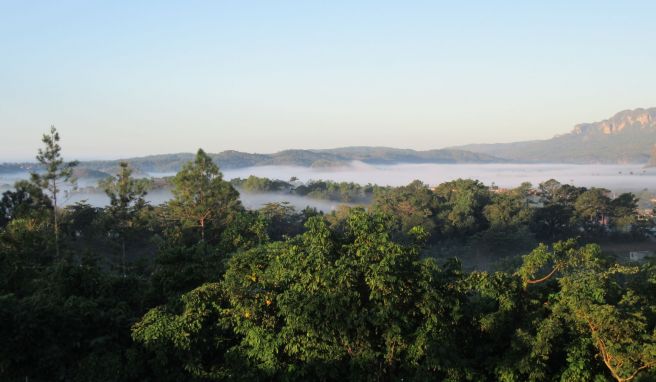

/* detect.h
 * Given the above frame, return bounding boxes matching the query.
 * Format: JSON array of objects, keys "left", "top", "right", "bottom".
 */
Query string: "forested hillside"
[
  {"left": 0, "top": 147, "right": 505, "bottom": 176},
  {"left": 3, "top": 128, "right": 656, "bottom": 381}
]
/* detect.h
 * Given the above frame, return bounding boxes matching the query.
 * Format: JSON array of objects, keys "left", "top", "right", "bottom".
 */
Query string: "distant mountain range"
[
  {"left": 77, "top": 148, "right": 506, "bottom": 175},
  {"left": 453, "top": 107, "right": 656, "bottom": 164},
  {"left": 2, "top": 107, "right": 656, "bottom": 177},
  {"left": 0, "top": 148, "right": 505, "bottom": 177}
]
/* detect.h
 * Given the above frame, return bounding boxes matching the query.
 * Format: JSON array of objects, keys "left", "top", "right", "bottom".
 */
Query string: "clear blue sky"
[{"left": 1, "top": 0, "right": 655, "bottom": 161}]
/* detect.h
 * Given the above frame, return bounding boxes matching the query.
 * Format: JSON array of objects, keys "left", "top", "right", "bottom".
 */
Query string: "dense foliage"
[
  {"left": 231, "top": 175, "right": 381, "bottom": 203},
  {"left": 2, "top": 129, "right": 656, "bottom": 381}
]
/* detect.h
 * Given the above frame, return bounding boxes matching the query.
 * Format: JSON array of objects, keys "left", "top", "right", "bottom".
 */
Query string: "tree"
[
  {"left": 517, "top": 240, "right": 656, "bottom": 381},
  {"left": 557, "top": 263, "right": 656, "bottom": 382},
  {"left": 132, "top": 283, "right": 247, "bottom": 380},
  {"left": 484, "top": 183, "right": 533, "bottom": 229},
  {"left": 610, "top": 193, "right": 639, "bottom": 233},
  {"left": 165, "top": 149, "right": 241, "bottom": 243},
  {"left": 257, "top": 202, "right": 305, "bottom": 241},
  {"left": 529, "top": 180, "right": 585, "bottom": 241},
  {"left": 480, "top": 183, "right": 536, "bottom": 254},
  {"left": 574, "top": 188, "right": 612, "bottom": 236},
  {"left": 434, "top": 179, "right": 491, "bottom": 237},
  {"left": 538, "top": 179, "right": 585, "bottom": 206},
  {"left": 0, "top": 180, "right": 52, "bottom": 229},
  {"left": 99, "top": 161, "right": 151, "bottom": 275},
  {"left": 30, "top": 126, "right": 78, "bottom": 257},
  {"left": 0, "top": 182, "right": 53, "bottom": 295},
  {"left": 134, "top": 210, "right": 468, "bottom": 380},
  {"left": 372, "top": 180, "right": 440, "bottom": 241},
  {"left": 142, "top": 209, "right": 461, "bottom": 379},
  {"left": 530, "top": 203, "right": 575, "bottom": 241}
]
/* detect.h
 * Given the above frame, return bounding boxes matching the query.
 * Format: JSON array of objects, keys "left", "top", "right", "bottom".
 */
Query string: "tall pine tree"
[{"left": 30, "top": 126, "right": 78, "bottom": 257}]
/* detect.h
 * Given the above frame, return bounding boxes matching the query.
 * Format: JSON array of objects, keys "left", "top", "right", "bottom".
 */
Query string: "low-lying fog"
[
  {"left": 53, "top": 190, "right": 348, "bottom": 212},
  {"left": 223, "top": 162, "right": 656, "bottom": 190},
  {"left": 2, "top": 163, "right": 656, "bottom": 211},
  {"left": 0, "top": 177, "right": 347, "bottom": 212}
]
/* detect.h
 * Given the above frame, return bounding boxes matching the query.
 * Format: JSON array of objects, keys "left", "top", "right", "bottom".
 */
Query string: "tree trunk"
[
  {"left": 53, "top": 179, "right": 60, "bottom": 259},
  {"left": 122, "top": 238, "right": 126, "bottom": 277},
  {"left": 54, "top": 208, "right": 59, "bottom": 258}
]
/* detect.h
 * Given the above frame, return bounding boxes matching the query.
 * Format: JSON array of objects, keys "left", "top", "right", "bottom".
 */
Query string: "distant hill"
[
  {"left": 313, "top": 147, "right": 506, "bottom": 165},
  {"left": 72, "top": 168, "right": 112, "bottom": 180},
  {"left": 73, "top": 147, "right": 505, "bottom": 174},
  {"left": 454, "top": 107, "right": 656, "bottom": 164},
  {"left": 0, "top": 163, "right": 36, "bottom": 174}
]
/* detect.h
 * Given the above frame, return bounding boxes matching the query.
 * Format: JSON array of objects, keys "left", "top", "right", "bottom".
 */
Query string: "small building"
[{"left": 629, "top": 251, "right": 652, "bottom": 262}]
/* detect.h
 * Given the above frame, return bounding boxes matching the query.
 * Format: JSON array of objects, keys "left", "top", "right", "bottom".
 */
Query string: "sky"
[{"left": 1, "top": 0, "right": 655, "bottom": 161}]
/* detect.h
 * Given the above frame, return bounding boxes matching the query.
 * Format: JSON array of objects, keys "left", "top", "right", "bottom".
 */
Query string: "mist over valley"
[{"left": 3, "top": 162, "right": 656, "bottom": 211}]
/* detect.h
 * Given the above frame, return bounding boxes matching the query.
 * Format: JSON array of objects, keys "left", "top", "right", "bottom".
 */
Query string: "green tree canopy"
[
  {"left": 165, "top": 149, "right": 242, "bottom": 244},
  {"left": 434, "top": 178, "right": 491, "bottom": 237},
  {"left": 372, "top": 180, "right": 440, "bottom": 241}
]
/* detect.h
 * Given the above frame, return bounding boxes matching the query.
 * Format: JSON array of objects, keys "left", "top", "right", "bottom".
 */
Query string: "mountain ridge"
[
  {"left": 0, "top": 147, "right": 507, "bottom": 175},
  {"left": 3, "top": 107, "right": 655, "bottom": 174},
  {"left": 454, "top": 107, "right": 656, "bottom": 164}
]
